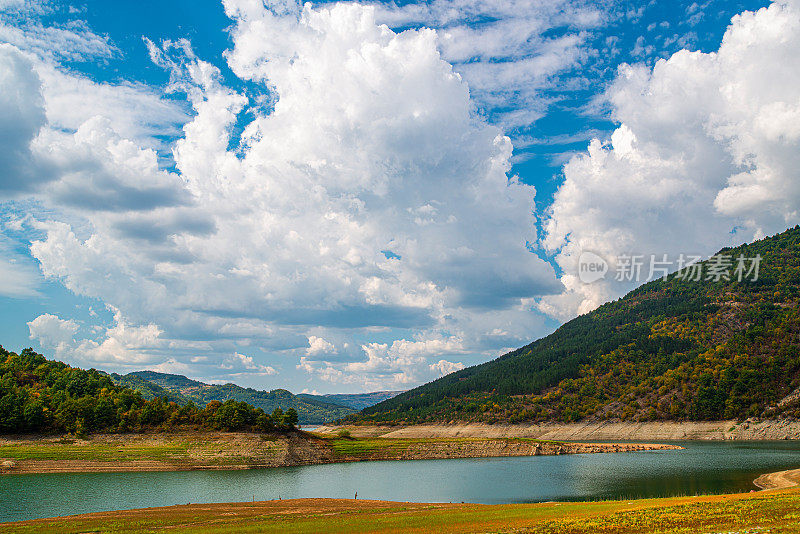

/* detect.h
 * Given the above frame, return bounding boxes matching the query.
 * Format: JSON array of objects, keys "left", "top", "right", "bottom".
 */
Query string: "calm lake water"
[{"left": 3, "top": 441, "right": 800, "bottom": 522}]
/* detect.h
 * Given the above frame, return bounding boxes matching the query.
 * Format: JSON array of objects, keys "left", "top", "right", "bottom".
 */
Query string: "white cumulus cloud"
[
  {"left": 28, "top": 310, "right": 165, "bottom": 369},
  {"left": 540, "top": 0, "right": 800, "bottom": 318},
  {"left": 7, "top": 1, "right": 558, "bottom": 388}
]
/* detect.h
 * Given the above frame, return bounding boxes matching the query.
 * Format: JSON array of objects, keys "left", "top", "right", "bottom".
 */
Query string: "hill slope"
[
  {"left": 0, "top": 348, "right": 295, "bottom": 434},
  {"left": 298, "top": 391, "right": 405, "bottom": 410},
  {"left": 108, "top": 372, "right": 189, "bottom": 404},
  {"left": 355, "top": 226, "right": 800, "bottom": 425},
  {"left": 110, "top": 371, "right": 355, "bottom": 424}
]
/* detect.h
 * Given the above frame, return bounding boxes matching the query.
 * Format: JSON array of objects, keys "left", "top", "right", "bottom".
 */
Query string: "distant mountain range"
[
  {"left": 109, "top": 371, "right": 402, "bottom": 424},
  {"left": 298, "top": 391, "right": 404, "bottom": 411},
  {"left": 354, "top": 226, "right": 800, "bottom": 425}
]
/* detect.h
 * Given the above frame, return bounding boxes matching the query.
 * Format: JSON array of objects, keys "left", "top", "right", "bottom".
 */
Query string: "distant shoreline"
[
  {"left": 0, "top": 430, "right": 681, "bottom": 475},
  {"left": 6, "top": 418, "right": 799, "bottom": 476},
  {"left": 318, "top": 419, "right": 800, "bottom": 441}
]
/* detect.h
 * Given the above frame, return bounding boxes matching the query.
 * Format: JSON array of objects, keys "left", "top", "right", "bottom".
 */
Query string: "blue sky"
[{"left": 1, "top": 0, "right": 796, "bottom": 393}]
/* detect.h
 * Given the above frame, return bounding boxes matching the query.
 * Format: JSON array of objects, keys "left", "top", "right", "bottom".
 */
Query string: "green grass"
[
  {"left": 327, "top": 437, "right": 436, "bottom": 456},
  {"left": 0, "top": 433, "right": 561, "bottom": 472},
  {"left": 325, "top": 436, "right": 552, "bottom": 457},
  {"left": 0, "top": 442, "right": 192, "bottom": 462},
  {"left": 0, "top": 435, "right": 483, "bottom": 464},
  {"left": 0, "top": 434, "right": 284, "bottom": 467}
]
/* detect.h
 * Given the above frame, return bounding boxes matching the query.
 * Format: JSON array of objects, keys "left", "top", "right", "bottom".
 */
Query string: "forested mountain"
[
  {"left": 0, "top": 348, "right": 298, "bottom": 435},
  {"left": 353, "top": 226, "right": 800, "bottom": 425},
  {"left": 110, "top": 371, "right": 355, "bottom": 424},
  {"left": 107, "top": 372, "right": 187, "bottom": 404},
  {"left": 123, "top": 371, "right": 202, "bottom": 391},
  {"left": 298, "top": 391, "right": 405, "bottom": 410}
]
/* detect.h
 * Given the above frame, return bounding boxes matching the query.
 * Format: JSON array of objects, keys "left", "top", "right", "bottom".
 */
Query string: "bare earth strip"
[
  {"left": 754, "top": 468, "right": 800, "bottom": 490},
  {"left": 318, "top": 419, "right": 800, "bottom": 440}
]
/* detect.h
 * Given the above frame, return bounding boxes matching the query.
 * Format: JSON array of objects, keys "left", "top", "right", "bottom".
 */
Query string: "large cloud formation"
[
  {"left": 9, "top": 0, "right": 800, "bottom": 391},
  {"left": 541, "top": 0, "right": 800, "bottom": 318},
  {"left": 14, "top": 1, "right": 559, "bottom": 389}
]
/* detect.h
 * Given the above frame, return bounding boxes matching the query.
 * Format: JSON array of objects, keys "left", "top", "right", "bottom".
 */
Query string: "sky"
[{"left": 1, "top": 0, "right": 798, "bottom": 393}]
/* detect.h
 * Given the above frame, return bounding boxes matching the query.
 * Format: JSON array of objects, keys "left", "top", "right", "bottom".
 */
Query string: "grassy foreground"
[{"left": 4, "top": 488, "right": 800, "bottom": 533}]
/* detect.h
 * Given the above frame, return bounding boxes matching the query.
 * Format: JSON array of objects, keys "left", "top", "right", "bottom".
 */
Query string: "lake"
[{"left": 3, "top": 441, "right": 800, "bottom": 522}]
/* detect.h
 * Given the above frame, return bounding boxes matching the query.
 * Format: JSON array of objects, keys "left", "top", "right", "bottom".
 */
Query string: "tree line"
[{"left": 0, "top": 347, "right": 298, "bottom": 435}]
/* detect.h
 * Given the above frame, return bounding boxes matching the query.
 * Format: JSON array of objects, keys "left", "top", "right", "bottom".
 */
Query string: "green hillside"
[
  {"left": 0, "top": 348, "right": 298, "bottom": 435},
  {"left": 126, "top": 371, "right": 202, "bottom": 390},
  {"left": 108, "top": 372, "right": 188, "bottom": 404},
  {"left": 110, "top": 371, "right": 355, "bottom": 424},
  {"left": 354, "top": 226, "right": 800, "bottom": 425}
]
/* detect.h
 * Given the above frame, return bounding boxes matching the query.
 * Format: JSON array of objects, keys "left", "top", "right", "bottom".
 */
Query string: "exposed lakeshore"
[
  {"left": 7, "top": 418, "right": 800, "bottom": 475},
  {"left": 0, "top": 430, "right": 681, "bottom": 475},
  {"left": 754, "top": 468, "right": 800, "bottom": 490},
  {"left": 318, "top": 418, "right": 800, "bottom": 441}
]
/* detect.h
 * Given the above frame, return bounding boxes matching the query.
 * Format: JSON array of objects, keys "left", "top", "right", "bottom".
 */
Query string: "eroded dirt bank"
[
  {"left": 329, "top": 439, "right": 681, "bottom": 462},
  {"left": 317, "top": 419, "right": 800, "bottom": 441},
  {"left": 0, "top": 431, "right": 680, "bottom": 474},
  {"left": 0, "top": 431, "right": 336, "bottom": 474}
]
